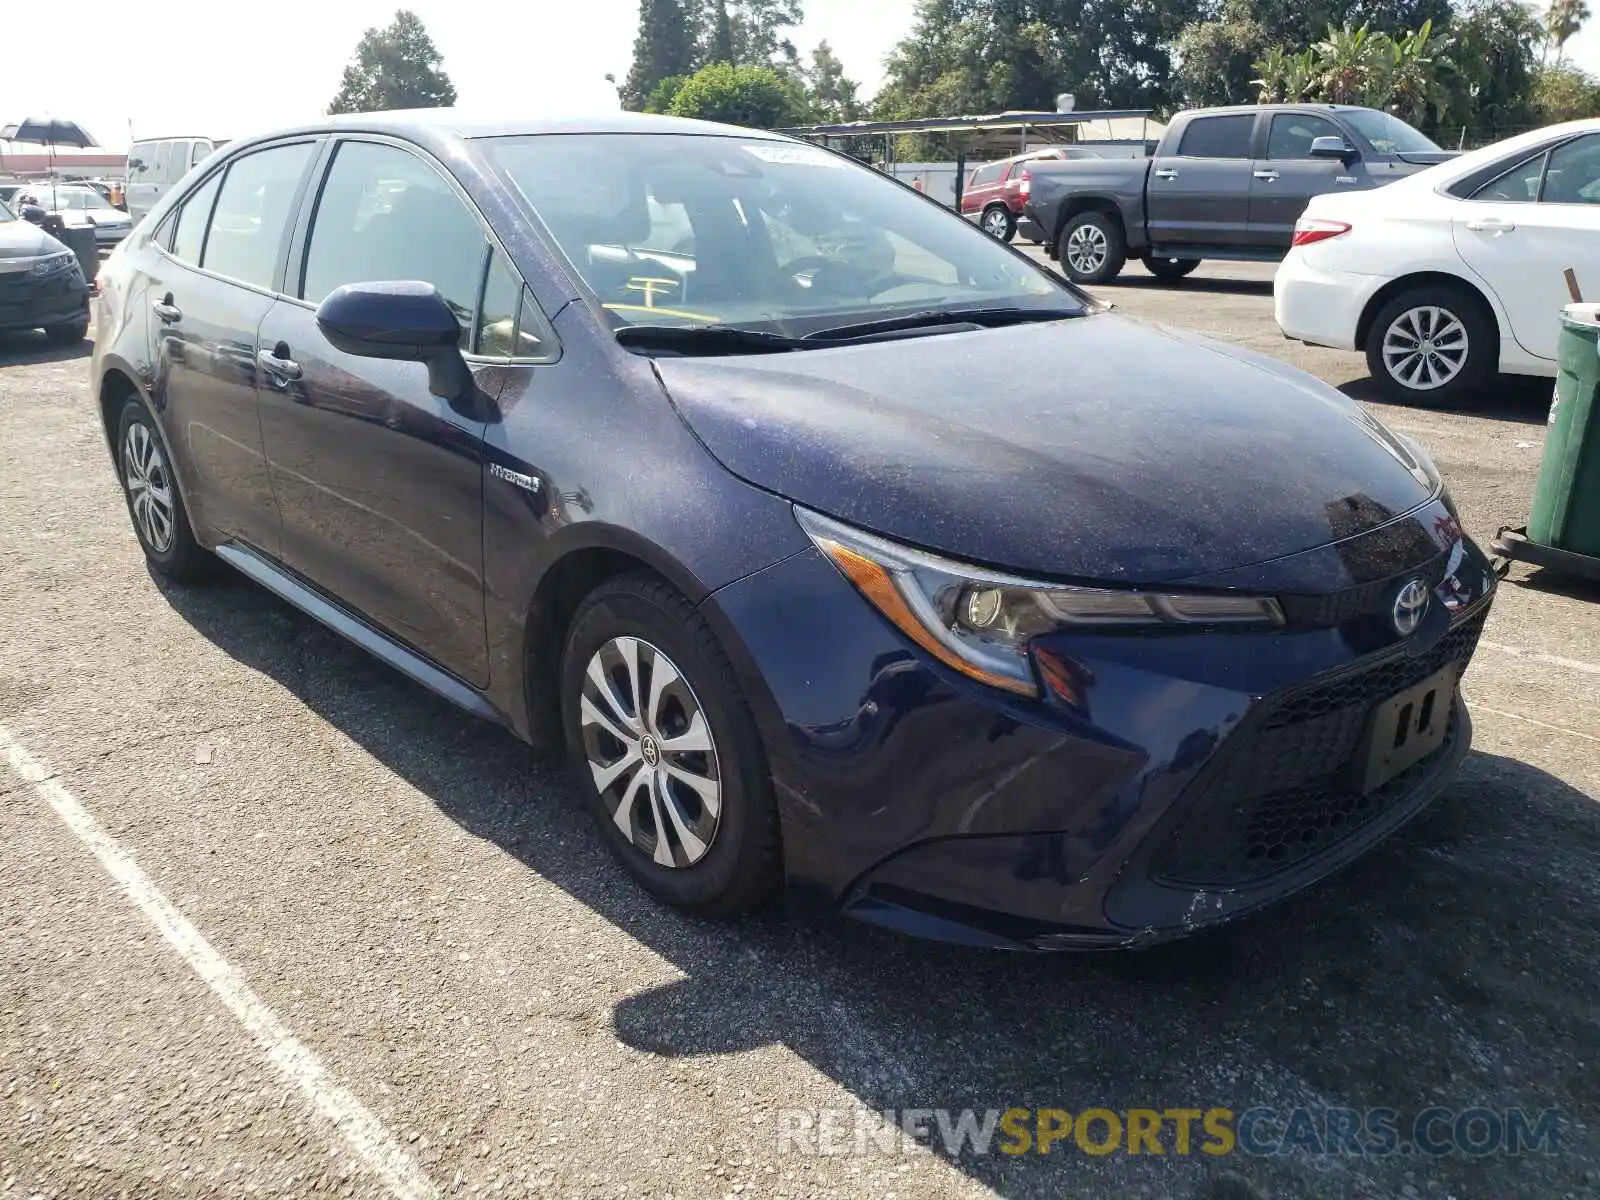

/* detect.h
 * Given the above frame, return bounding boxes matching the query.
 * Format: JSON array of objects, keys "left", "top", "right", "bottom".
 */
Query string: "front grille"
[
  {"left": 1276, "top": 550, "right": 1452, "bottom": 629},
  {"left": 1149, "top": 610, "right": 1486, "bottom": 888}
]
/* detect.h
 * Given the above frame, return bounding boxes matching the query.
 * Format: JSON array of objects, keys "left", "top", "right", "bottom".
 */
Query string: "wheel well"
[
  {"left": 1355, "top": 272, "right": 1500, "bottom": 359},
  {"left": 521, "top": 547, "right": 671, "bottom": 746},
  {"left": 1054, "top": 200, "right": 1123, "bottom": 248},
  {"left": 98, "top": 370, "right": 139, "bottom": 472}
]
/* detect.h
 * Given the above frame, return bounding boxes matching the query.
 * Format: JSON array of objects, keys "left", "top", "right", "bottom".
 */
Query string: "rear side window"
[
  {"left": 1473, "top": 154, "right": 1547, "bottom": 203},
  {"left": 300, "top": 141, "right": 489, "bottom": 349},
  {"left": 1266, "top": 114, "right": 1345, "bottom": 160},
  {"left": 1176, "top": 115, "right": 1255, "bottom": 159},
  {"left": 202, "top": 142, "right": 316, "bottom": 290},
  {"left": 163, "top": 141, "right": 188, "bottom": 180},
  {"left": 970, "top": 163, "right": 1005, "bottom": 186},
  {"left": 170, "top": 172, "right": 222, "bottom": 264}
]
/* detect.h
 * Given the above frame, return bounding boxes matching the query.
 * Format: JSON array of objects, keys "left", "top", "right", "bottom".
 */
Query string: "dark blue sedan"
[{"left": 90, "top": 111, "right": 1496, "bottom": 949}]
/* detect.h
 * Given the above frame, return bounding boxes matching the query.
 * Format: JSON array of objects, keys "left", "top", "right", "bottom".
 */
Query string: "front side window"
[
  {"left": 483, "top": 133, "right": 1074, "bottom": 338},
  {"left": 301, "top": 140, "right": 488, "bottom": 349},
  {"left": 1176, "top": 115, "right": 1255, "bottom": 159},
  {"left": 1341, "top": 110, "right": 1440, "bottom": 155},
  {"left": 170, "top": 171, "right": 222, "bottom": 263},
  {"left": 1266, "top": 115, "right": 1346, "bottom": 160},
  {"left": 202, "top": 142, "right": 315, "bottom": 290},
  {"left": 191, "top": 141, "right": 213, "bottom": 168},
  {"left": 1540, "top": 135, "right": 1600, "bottom": 205}
]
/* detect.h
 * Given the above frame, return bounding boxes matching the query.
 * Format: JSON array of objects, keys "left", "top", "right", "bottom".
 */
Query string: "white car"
[{"left": 1275, "top": 118, "right": 1600, "bottom": 404}]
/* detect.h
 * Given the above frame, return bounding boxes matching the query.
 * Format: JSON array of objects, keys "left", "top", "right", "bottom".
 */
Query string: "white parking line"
[
  {"left": 1479, "top": 639, "right": 1600, "bottom": 678},
  {"left": 1465, "top": 702, "right": 1600, "bottom": 744},
  {"left": 0, "top": 725, "right": 439, "bottom": 1200}
]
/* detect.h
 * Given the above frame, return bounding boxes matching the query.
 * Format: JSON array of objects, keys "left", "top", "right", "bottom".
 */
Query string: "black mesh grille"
[{"left": 1149, "top": 610, "right": 1486, "bottom": 888}]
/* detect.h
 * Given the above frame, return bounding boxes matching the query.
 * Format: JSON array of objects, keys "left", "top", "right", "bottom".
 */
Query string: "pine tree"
[
  {"left": 709, "top": 0, "right": 737, "bottom": 64},
  {"left": 622, "top": 0, "right": 699, "bottom": 110},
  {"left": 327, "top": 9, "right": 457, "bottom": 114}
]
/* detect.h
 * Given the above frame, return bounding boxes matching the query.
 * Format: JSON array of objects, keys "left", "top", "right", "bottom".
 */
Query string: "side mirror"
[
  {"left": 1310, "top": 136, "right": 1356, "bottom": 161},
  {"left": 128, "top": 158, "right": 145, "bottom": 171},
  {"left": 20, "top": 204, "right": 46, "bottom": 224},
  {"left": 315, "top": 280, "right": 473, "bottom": 400}
]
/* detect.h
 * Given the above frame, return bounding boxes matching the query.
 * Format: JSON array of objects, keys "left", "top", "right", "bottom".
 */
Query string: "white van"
[{"left": 125, "top": 136, "right": 221, "bottom": 221}]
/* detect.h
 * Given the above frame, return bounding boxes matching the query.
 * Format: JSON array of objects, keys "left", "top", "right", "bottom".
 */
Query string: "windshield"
[
  {"left": 481, "top": 133, "right": 1082, "bottom": 337},
  {"left": 52, "top": 186, "right": 113, "bottom": 211},
  {"left": 1342, "top": 110, "right": 1441, "bottom": 155}
]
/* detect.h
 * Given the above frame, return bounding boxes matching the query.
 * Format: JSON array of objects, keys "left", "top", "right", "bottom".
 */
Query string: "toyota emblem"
[{"left": 1392, "top": 578, "right": 1430, "bottom": 637}]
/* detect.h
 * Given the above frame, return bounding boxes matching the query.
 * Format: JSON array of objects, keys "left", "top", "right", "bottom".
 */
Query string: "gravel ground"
[{"left": 2, "top": 261, "right": 1596, "bottom": 1200}]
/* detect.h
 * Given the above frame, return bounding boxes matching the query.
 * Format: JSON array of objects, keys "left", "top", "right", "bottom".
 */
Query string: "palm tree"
[
  {"left": 1312, "top": 24, "right": 1391, "bottom": 106},
  {"left": 1251, "top": 46, "right": 1293, "bottom": 102},
  {"left": 1388, "top": 19, "right": 1454, "bottom": 127},
  {"left": 1545, "top": 0, "right": 1591, "bottom": 64}
]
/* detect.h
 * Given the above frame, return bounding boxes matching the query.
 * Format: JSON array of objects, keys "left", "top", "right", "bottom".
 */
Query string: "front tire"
[
  {"left": 1364, "top": 285, "right": 1494, "bottom": 406},
  {"left": 1144, "top": 256, "right": 1201, "bottom": 282},
  {"left": 980, "top": 205, "right": 1016, "bottom": 243},
  {"left": 1056, "top": 211, "right": 1126, "bottom": 284},
  {"left": 561, "top": 574, "right": 781, "bottom": 916},
  {"left": 115, "top": 398, "right": 209, "bottom": 580}
]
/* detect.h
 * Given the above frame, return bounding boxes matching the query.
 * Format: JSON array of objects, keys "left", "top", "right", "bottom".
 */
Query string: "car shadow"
[
  {"left": 160, "top": 570, "right": 1599, "bottom": 1199},
  {"left": 1338, "top": 375, "right": 1553, "bottom": 424},
  {"left": 1101, "top": 274, "right": 1275, "bottom": 297},
  {"left": 0, "top": 330, "right": 92, "bottom": 367}
]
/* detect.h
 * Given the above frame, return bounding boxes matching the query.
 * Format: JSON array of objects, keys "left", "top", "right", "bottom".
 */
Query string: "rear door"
[
  {"left": 1249, "top": 112, "right": 1371, "bottom": 248},
  {"left": 1453, "top": 132, "right": 1600, "bottom": 362},
  {"left": 256, "top": 137, "right": 499, "bottom": 686},
  {"left": 141, "top": 140, "right": 319, "bottom": 554},
  {"left": 1146, "top": 113, "right": 1258, "bottom": 248}
]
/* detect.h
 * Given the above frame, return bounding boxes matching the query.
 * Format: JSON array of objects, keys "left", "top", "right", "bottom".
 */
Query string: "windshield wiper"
[
  {"left": 801, "top": 305, "right": 1084, "bottom": 343},
  {"left": 614, "top": 324, "right": 806, "bottom": 355}
]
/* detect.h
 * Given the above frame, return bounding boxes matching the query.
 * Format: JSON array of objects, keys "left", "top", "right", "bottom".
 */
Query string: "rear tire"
[
  {"left": 1144, "top": 257, "right": 1201, "bottom": 282},
  {"left": 561, "top": 574, "right": 782, "bottom": 917},
  {"left": 980, "top": 205, "right": 1016, "bottom": 243},
  {"left": 115, "top": 397, "right": 210, "bottom": 580},
  {"left": 45, "top": 320, "right": 89, "bottom": 345},
  {"left": 1056, "top": 211, "right": 1126, "bottom": 284},
  {"left": 1364, "top": 285, "right": 1494, "bottom": 407}
]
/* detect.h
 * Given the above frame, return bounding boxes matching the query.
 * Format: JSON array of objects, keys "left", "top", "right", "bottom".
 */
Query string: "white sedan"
[{"left": 1275, "top": 118, "right": 1600, "bottom": 404}]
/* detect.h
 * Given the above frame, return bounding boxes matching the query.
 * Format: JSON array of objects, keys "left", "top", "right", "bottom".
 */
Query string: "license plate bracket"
[{"left": 1353, "top": 665, "right": 1458, "bottom": 794}]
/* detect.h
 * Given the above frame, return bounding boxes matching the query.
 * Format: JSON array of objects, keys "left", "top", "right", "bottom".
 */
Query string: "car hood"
[
  {"left": 653, "top": 314, "right": 1438, "bottom": 583},
  {"left": 0, "top": 219, "right": 66, "bottom": 261}
]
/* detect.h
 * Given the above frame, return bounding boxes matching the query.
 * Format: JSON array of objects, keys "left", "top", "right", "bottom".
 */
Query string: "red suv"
[{"left": 960, "top": 147, "right": 1101, "bottom": 243}]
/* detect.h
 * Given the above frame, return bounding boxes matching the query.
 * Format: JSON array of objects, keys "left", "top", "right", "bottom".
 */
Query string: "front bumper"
[
  {"left": 709, "top": 497, "right": 1495, "bottom": 949},
  {"left": 0, "top": 270, "right": 90, "bottom": 332}
]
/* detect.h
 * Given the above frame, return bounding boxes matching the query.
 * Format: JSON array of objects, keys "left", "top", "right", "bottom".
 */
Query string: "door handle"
[
  {"left": 1153, "top": 168, "right": 1179, "bottom": 180},
  {"left": 256, "top": 346, "right": 303, "bottom": 383},
  {"left": 1465, "top": 218, "right": 1516, "bottom": 234},
  {"left": 152, "top": 295, "right": 181, "bottom": 323},
  {"left": 1253, "top": 170, "right": 1280, "bottom": 181}
]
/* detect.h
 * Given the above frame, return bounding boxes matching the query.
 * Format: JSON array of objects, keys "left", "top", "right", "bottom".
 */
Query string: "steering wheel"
[{"left": 785, "top": 257, "right": 933, "bottom": 301}]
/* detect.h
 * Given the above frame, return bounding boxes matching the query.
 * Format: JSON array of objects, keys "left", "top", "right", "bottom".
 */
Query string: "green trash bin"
[{"left": 1493, "top": 303, "right": 1600, "bottom": 582}]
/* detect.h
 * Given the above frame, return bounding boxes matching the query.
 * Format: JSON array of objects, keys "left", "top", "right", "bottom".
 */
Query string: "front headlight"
[
  {"left": 27, "top": 251, "right": 76, "bottom": 277},
  {"left": 796, "top": 508, "right": 1283, "bottom": 697}
]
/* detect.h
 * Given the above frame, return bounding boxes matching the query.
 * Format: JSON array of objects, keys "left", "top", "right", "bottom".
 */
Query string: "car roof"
[
  {"left": 1182, "top": 104, "right": 1376, "bottom": 116},
  {"left": 222, "top": 109, "right": 791, "bottom": 148}
]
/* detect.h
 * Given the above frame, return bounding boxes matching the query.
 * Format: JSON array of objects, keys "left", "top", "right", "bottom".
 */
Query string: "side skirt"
[{"left": 214, "top": 543, "right": 507, "bottom": 726}]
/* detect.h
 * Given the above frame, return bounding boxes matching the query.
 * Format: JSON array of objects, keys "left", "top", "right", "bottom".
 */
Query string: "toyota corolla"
[{"left": 91, "top": 112, "right": 1496, "bottom": 949}]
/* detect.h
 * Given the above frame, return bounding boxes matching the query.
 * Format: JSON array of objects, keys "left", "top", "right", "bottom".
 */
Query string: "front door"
[
  {"left": 257, "top": 138, "right": 500, "bottom": 687},
  {"left": 1146, "top": 113, "right": 1258, "bottom": 248},
  {"left": 143, "top": 141, "right": 318, "bottom": 555},
  {"left": 1249, "top": 112, "right": 1371, "bottom": 248},
  {"left": 1453, "top": 132, "right": 1600, "bottom": 363}
]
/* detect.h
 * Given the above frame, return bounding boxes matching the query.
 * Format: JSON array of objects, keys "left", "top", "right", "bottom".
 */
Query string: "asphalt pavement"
[{"left": 2, "top": 262, "right": 1596, "bottom": 1200}]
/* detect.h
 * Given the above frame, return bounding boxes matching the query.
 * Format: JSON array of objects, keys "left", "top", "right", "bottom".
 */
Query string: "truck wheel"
[
  {"left": 1145, "top": 257, "right": 1201, "bottom": 282},
  {"left": 980, "top": 205, "right": 1016, "bottom": 243},
  {"left": 1057, "top": 212, "right": 1126, "bottom": 284},
  {"left": 1363, "top": 285, "right": 1494, "bottom": 407}
]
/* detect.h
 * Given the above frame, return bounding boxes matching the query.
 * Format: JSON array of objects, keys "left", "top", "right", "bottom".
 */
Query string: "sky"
[{"left": 2, "top": 1, "right": 1597, "bottom": 154}]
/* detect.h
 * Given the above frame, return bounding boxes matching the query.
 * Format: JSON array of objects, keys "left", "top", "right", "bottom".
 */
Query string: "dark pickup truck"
[{"left": 1025, "top": 104, "right": 1455, "bottom": 283}]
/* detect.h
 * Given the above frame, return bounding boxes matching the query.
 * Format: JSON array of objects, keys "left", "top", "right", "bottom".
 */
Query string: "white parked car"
[{"left": 1275, "top": 119, "right": 1600, "bottom": 404}]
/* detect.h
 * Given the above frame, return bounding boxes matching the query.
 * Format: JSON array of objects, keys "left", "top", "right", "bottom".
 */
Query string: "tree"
[
  {"left": 806, "top": 40, "right": 862, "bottom": 122},
  {"left": 326, "top": 9, "right": 456, "bottom": 114},
  {"left": 1533, "top": 62, "right": 1600, "bottom": 120},
  {"left": 1176, "top": 0, "right": 1269, "bottom": 105},
  {"left": 1442, "top": 0, "right": 1545, "bottom": 138},
  {"left": 623, "top": 0, "right": 699, "bottom": 111},
  {"left": 708, "top": 0, "right": 737, "bottom": 64},
  {"left": 667, "top": 62, "right": 807, "bottom": 128},
  {"left": 1545, "top": 0, "right": 1591, "bottom": 63},
  {"left": 727, "top": 0, "right": 805, "bottom": 70}
]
